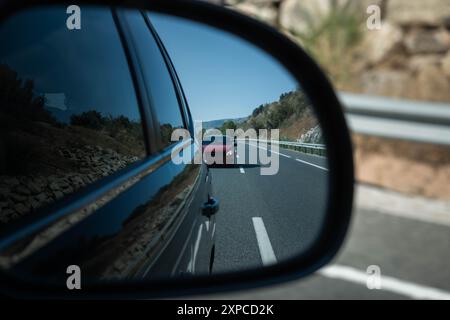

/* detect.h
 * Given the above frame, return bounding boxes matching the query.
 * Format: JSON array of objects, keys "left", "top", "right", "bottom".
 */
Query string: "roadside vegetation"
[
  {"left": 0, "top": 63, "right": 145, "bottom": 176},
  {"left": 239, "top": 90, "right": 319, "bottom": 142},
  {"left": 211, "top": 89, "right": 320, "bottom": 142},
  {"left": 70, "top": 110, "right": 144, "bottom": 151},
  {"left": 288, "top": 2, "right": 364, "bottom": 90}
]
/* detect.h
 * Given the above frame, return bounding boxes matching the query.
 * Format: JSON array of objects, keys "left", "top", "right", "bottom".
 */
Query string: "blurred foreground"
[
  {"left": 199, "top": 183, "right": 450, "bottom": 299},
  {"left": 225, "top": 0, "right": 450, "bottom": 200}
]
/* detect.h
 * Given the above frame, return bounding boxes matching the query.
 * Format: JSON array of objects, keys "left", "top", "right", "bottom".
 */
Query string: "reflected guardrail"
[{"left": 239, "top": 138, "right": 326, "bottom": 156}]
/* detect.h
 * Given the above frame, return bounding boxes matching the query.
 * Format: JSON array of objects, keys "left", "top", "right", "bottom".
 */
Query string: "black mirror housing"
[{"left": 0, "top": 0, "right": 354, "bottom": 299}]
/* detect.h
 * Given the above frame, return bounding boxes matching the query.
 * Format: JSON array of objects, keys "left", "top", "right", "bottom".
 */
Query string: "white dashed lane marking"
[
  {"left": 252, "top": 144, "right": 291, "bottom": 158},
  {"left": 252, "top": 217, "right": 277, "bottom": 266}
]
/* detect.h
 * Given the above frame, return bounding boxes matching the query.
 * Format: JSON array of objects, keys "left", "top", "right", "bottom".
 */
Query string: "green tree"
[
  {"left": 0, "top": 63, "right": 56, "bottom": 124},
  {"left": 220, "top": 120, "right": 237, "bottom": 134},
  {"left": 70, "top": 110, "right": 105, "bottom": 130}
]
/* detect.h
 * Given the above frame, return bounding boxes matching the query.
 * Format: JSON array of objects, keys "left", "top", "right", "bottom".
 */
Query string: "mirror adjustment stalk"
[{"left": 202, "top": 197, "right": 219, "bottom": 217}]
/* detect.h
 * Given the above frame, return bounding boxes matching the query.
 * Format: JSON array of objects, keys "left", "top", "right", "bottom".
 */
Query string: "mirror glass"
[{"left": 0, "top": 5, "right": 329, "bottom": 285}]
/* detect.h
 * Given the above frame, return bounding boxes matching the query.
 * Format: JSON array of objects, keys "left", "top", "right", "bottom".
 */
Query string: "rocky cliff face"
[
  {"left": 228, "top": 0, "right": 450, "bottom": 102},
  {"left": 359, "top": 0, "right": 450, "bottom": 102},
  {"left": 298, "top": 125, "right": 323, "bottom": 144}
]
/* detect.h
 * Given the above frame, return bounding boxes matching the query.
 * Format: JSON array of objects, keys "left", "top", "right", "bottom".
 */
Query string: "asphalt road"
[
  {"left": 210, "top": 141, "right": 329, "bottom": 273},
  {"left": 202, "top": 142, "right": 450, "bottom": 300}
]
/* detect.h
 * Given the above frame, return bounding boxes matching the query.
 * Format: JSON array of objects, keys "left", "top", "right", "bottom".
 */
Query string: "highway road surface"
[
  {"left": 201, "top": 141, "right": 450, "bottom": 300},
  {"left": 211, "top": 141, "right": 329, "bottom": 273}
]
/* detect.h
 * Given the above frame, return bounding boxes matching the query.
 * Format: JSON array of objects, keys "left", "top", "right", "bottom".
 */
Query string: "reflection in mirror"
[
  {"left": 0, "top": 6, "right": 328, "bottom": 285},
  {"left": 151, "top": 12, "right": 328, "bottom": 273}
]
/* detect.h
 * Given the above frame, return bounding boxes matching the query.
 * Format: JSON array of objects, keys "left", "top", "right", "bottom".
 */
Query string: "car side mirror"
[{"left": 0, "top": 0, "right": 353, "bottom": 298}]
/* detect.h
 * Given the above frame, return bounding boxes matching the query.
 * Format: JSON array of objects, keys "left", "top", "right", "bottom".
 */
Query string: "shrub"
[
  {"left": 0, "top": 63, "right": 57, "bottom": 124},
  {"left": 289, "top": 1, "right": 364, "bottom": 85},
  {"left": 70, "top": 110, "right": 106, "bottom": 130}
]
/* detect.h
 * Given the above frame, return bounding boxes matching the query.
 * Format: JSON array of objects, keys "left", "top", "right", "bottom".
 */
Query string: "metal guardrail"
[
  {"left": 240, "top": 138, "right": 326, "bottom": 156},
  {"left": 339, "top": 92, "right": 450, "bottom": 146},
  {"left": 272, "top": 140, "right": 326, "bottom": 156},
  {"left": 271, "top": 140, "right": 325, "bottom": 150}
]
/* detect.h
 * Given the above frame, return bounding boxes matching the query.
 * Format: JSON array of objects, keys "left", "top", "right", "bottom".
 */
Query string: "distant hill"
[
  {"left": 197, "top": 90, "right": 322, "bottom": 143},
  {"left": 201, "top": 117, "right": 248, "bottom": 130}
]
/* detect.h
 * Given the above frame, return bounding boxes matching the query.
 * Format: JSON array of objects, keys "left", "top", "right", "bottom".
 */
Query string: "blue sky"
[{"left": 149, "top": 12, "right": 298, "bottom": 122}]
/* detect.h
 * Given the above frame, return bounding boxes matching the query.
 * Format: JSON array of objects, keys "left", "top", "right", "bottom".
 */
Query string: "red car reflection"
[{"left": 202, "top": 135, "right": 235, "bottom": 166}]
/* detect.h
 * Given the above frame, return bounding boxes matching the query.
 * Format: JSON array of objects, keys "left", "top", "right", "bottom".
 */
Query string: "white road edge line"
[
  {"left": 270, "top": 149, "right": 291, "bottom": 159},
  {"left": 252, "top": 143, "right": 291, "bottom": 158},
  {"left": 295, "top": 158, "right": 328, "bottom": 171},
  {"left": 319, "top": 264, "right": 450, "bottom": 300},
  {"left": 355, "top": 185, "right": 450, "bottom": 227},
  {"left": 211, "top": 222, "right": 216, "bottom": 238},
  {"left": 252, "top": 217, "right": 277, "bottom": 266},
  {"left": 170, "top": 221, "right": 197, "bottom": 276},
  {"left": 249, "top": 143, "right": 329, "bottom": 171},
  {"left": 190, "top": 224, "right": 203, "bottom": 274},
  {"left": 239, "top": 167, "right": 245, "bottom": 174}
]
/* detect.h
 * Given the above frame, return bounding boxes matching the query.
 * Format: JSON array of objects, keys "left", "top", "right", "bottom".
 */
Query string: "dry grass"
[
  {"left": 288, "top": 1, "right": 365, "bottom": 89},
  {"left": 353, "top": 134, "right": 450, "bottom": 200}
]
